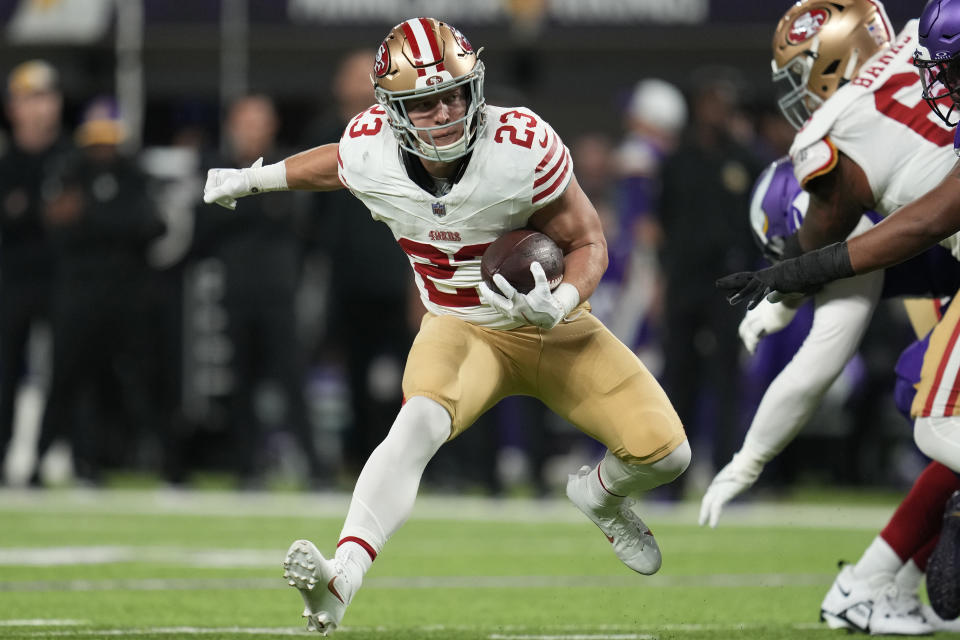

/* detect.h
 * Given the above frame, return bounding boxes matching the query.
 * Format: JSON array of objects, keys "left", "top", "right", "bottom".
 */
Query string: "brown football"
[{"left": 480, "top": 229, "right": 565, "bottom": 295}]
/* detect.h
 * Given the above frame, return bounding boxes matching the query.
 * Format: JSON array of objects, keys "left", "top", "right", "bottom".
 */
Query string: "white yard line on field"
[
  {"left": 0, "top": 572, "right": 834, "bottom": 592},
  {"left": 489, "top": 635, "right": 656, "bottom": 639},
  {"left": 0, "top": 487, "right": 894, "bottom": 529},
  {"left": 14, "top": 628, "right": 311, "bottom": 637},
  {"left": 6, "top": 623, "right": 835, "bottom": 637},
  {"left": 0, "top": 620, "right": 87, "bottom": 626},
  {"left": 0, "top": 546, "right": 281, "bottom": 567}
]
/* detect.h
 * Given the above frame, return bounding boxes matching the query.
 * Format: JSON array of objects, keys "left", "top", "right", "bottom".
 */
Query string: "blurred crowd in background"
[{"left": 0, "top": 0, "right": 925, "bottom": 495}]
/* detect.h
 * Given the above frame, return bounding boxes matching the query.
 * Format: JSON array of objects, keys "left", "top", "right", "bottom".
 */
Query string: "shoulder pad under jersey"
[{"left": 486, "top": 105, "right": 574, "bottom": 207}]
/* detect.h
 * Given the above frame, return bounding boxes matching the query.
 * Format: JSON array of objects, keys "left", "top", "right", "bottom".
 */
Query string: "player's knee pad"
[
  {"left": 603, "top": 439, "right": 690, "bottom": 494},
  {"left": 387, "top": 396, "right": 452, "bottom": 456},
  {"left": 650, "top": 439, "right": 691, "bottom": 480},
  {"left": 914, "top": 416, "right": 960, "bottom": 474}
]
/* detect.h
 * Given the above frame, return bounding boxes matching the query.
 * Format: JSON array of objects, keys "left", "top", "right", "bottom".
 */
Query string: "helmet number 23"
[{"left": 494, "top": 110, "right": 538, "bottom": 149}]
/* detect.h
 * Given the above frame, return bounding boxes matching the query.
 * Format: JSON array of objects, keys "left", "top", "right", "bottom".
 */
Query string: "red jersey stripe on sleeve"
[
  {"left": 336, "top": 148, "right": 350, "bottom": 188},
  {"left": 534, "top": 146, "right": 568, "bottom": 189},
  {"left": 536, "top": 134, "right": 559, "bottom": 173},
  {"left": 532, "top": 150, "right": 571, "bottom": 204}
]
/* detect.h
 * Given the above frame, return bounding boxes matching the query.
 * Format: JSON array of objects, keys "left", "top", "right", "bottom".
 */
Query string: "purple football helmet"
[
  {"left": 748, "top": 157, "right": 806, "bottom": 263},
  {"left": 916, "top": 0, "right": 960, "bottom": 126}
]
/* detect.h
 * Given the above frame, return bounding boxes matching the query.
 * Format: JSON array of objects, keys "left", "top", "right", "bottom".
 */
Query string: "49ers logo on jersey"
[
  {"left": 374, "top": 41, "right": 390, "bottom": 77},
  {"left": 450, "top": 25, "right": 473, "bottom": 53},
  {"left": 787, "top": 9, "right": 828, "bottom": 44},
  {"left": 429, "top": 230, "right": 461, "bottom": 241}
]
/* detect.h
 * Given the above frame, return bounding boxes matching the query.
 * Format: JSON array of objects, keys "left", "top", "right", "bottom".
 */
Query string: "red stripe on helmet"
[
  {"left": 419, "top": 17, "right": 442, "bottom": 63},
  {"left": 401, "top": 20, "right": 422, "bottom": 64}
]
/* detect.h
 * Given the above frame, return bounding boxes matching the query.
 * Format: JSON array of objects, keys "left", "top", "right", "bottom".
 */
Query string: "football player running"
[
  {"left": 203, "top": 18, "right": 690, "bottom": 635},
  {"left": 702, "top": 156, "right": 960, "bottom": 634}
]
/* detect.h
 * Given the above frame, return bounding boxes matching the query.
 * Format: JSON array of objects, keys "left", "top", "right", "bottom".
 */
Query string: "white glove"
[
  {"left": 698, "top": 449, "right": 766, "bottom": 528},
  {"left": 478, "top": 262, "right": 579, "bottom": 330},
  {"left": 202, "top": 157, "right": 287, "bottom": 210},
  {"left": 738, "top": 297, "right": 800, "bottom": 354}
]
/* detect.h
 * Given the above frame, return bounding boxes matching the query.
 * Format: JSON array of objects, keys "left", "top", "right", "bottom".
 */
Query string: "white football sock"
[
  {"left": 337, "top": 396, "right": 451, "bottom": 576},
  {"left": 585, "top": 440, "right": 691, "bottom": 510},
  {"left": 852, "top": 537, "right": 903, "bottom": 589},
  {"left": 895, "top": 558, "right": 924, "bottom": 595}
]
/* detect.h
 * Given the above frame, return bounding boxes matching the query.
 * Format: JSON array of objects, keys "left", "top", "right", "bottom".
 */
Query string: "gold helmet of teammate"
[
  {"left": 373, "top": 17, "right": 486, "bottom": 162},
  {"left": 772, "top": 0, "right": 894, "bottom": 129}
]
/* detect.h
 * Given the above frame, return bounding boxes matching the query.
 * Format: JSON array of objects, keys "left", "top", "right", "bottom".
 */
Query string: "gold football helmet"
[
  {"left": 772, "top": 0, "right": 894, "bottom": 129},
  {"left": 373, "top": 17, "right": 485, "bottom": 162}
]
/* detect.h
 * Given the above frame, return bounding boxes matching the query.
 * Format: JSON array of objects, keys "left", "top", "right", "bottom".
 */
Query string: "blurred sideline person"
[
  {"left": 712, "top": 0, "right": 960, "bottom": 629},
  {"left": 656, "top": 72, "right": 761, "bottom": 492},
  {"left": 193, "top": 94, "right": 324, "bottom": 488},
  {"left": 702, "top": 157, "right": 960, "bottom": 634},
  {"left": 607, "top": 79, "right": 687, "bottom": 360},
  {"left": 31, "top": 97, "right": 166, "bottom": 485},
  {"left": 305, "top": 51, "right": 413, "bottom": 476},
  {"left": 0, "top": 60, "right": 70, "bottom": 483},
  {"left": 204, "top": 18, "right": 690, "bottom": 634}
]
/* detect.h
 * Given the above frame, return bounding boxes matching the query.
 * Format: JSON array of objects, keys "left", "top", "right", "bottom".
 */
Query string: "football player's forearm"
[
  {"left": 284, "top": 144, "right": 344, "bottom": 191},
  {"left": 848, "top": 177, "right": 960, "bottom": 274},
  {"left": 561, "top": 240, "right": 607, "bottom": 302}
]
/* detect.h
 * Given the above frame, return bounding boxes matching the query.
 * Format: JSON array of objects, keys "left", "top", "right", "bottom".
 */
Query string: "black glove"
[{"left": 716, "top": 241, "right": 855, "bottom": 309}]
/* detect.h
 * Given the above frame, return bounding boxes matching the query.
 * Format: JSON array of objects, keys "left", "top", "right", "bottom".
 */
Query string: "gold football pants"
[{"left": 402, "top": 306, "right": 686, "bottom": 463}]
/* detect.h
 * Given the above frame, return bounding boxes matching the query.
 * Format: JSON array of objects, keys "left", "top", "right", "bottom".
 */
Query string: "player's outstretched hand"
[
  {"left": 479, "top": 262, "right": 572, "bottom": 330},
  {"left": 738, "top": 297, "right": 800, "bottom": 354},
  {"left": 717, "top": 242, "right": 855, "bottom": 309},
  {"left": 698, "top": 451, "right": 765, "bottom": 528},
  {"left": 715, "top": 269, "right": 776, "bottom": 310},
  {"left": 203, "top": 157, "right": 268, "bottom": 210}
]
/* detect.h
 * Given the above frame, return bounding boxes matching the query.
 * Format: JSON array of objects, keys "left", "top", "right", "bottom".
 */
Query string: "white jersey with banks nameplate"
[
  {"left": 790, "top": 20, "right": 955, "bottom": 224},
  {"left": 337, "top": 104, "right": 573, "bottom": 329}
]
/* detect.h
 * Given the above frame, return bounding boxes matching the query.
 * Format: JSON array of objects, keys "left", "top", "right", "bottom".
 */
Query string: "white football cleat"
[
  {"left": 283, "top": 539, "right": 355, "bottom": 635},
  {"left": 566, "top": 465, "right": 661, "bottom": 574},
  {"left": 870, "top": 584, "right": 932, "bottom": 636},
  {"left": 820, "top": 564, "right": 932, "bottom": 636}
]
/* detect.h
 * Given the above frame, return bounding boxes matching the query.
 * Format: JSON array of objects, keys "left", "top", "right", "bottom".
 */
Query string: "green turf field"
[{"left": 0, "top": 488, "right": 954, "bottom": 639}]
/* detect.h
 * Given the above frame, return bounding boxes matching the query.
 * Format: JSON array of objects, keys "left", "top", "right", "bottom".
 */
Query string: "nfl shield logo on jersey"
[{"left": 431, "top": 202, "right": 446, "bottom": 218}]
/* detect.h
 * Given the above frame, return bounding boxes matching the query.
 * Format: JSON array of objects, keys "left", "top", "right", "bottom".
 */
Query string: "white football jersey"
[
  {"left": 337, "top": 104, "right": 573, "bottom": 329},
  {"left": 790, "top": 20, "right": 955, "bottom": 222}
]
